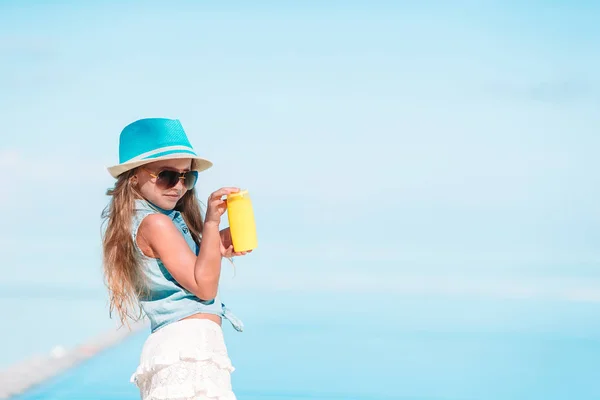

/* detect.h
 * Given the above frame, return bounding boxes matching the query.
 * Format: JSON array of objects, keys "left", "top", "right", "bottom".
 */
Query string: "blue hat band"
[{"left": 123, "top": 145, "right": 198, "bottom": 164}]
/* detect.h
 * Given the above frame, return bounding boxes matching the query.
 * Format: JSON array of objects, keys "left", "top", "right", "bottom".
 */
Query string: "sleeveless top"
[{"left": 131, "top": 199, "right": 243, "bottom": 333}]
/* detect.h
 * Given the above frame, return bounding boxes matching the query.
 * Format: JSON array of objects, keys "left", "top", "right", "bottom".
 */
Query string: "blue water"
[{"left": 9, "top": 292, "right": 600, "bottom": 399}]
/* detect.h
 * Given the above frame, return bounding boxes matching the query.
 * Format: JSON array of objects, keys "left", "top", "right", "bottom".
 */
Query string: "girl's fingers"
[
  {"left": 210, "top": 187, "right": 240, "bottom": 200},
  {"left": 209, "top": 199, "right": 225, "bottom": 207}
]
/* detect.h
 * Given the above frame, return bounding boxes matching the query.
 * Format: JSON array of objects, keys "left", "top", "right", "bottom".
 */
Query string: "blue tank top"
[{"left": 131, "top": 199, "right": 243, "bottom": 333}]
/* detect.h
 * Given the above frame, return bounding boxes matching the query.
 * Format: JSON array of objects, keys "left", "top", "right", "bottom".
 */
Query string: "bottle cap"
[{"left": 227, "top": 190, "right": 249, "bottom": 199}]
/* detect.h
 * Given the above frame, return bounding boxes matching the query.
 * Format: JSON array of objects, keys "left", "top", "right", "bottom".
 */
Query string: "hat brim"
[{"left": 107, "top": 153, "right": 213, "bottom": 178}]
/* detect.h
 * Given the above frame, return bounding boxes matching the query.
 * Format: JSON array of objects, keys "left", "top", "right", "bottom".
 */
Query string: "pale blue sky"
[{"left": 1, "top": 0, "right": 600, "bottom": 306}]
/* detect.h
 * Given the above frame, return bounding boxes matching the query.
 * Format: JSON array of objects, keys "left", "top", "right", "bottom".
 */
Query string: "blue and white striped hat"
[{"left": 107, "top": 118, "right": 213, "bottom": 178}]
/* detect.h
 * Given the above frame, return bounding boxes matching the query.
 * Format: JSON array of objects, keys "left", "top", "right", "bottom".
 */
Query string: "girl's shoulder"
[
  {"left": 131, "top": 199, "right": 163, "bottom": 236},
  {"left": 132, "top": 199, "right": 182, "bottom": 236}
]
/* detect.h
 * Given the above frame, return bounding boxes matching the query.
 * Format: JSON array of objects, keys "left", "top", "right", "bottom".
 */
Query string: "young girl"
[{"left": 101, "top": 118, "right": 249, "bottom": 400}]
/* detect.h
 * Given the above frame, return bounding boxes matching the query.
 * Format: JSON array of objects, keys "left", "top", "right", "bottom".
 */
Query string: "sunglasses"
[{"left": 143, "top": 168, "right": 198, "bottom": 190}]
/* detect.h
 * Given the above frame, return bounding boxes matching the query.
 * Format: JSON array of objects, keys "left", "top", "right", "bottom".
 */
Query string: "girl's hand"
[
  {"left": 204, "top": 187, "right": 240, "bottom": 225},
  {"left": 219, "top": 227, "right": 252, "bottom": 258}
]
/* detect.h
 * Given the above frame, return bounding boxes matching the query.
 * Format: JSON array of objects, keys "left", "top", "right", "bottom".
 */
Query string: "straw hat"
[{"left": 107, "top": 118, "right": 213, "bottom": 178}]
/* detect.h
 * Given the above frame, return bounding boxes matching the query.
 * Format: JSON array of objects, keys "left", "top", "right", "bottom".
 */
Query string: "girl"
[{"left": 101, "top": 118, "right": 249, "bottom": 400}]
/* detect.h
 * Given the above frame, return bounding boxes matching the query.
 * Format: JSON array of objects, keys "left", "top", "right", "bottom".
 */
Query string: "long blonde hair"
[{"left": 101, "top": 163, "right": 204, "bottom": 328}]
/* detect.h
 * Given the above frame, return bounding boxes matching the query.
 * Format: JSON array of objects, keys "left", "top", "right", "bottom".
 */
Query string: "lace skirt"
[{"left": 130, "top": 319, "right": 236, "bottom": 400}]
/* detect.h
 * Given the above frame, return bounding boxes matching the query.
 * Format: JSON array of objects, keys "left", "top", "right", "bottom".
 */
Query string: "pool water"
[{"left": 11, "top": 294, "right": 600, "bottom": 400}]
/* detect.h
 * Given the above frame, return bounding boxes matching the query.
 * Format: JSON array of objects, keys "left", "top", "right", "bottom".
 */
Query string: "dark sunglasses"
[{"left": 143, "top": 168, "right": 198, "bottom": 190}]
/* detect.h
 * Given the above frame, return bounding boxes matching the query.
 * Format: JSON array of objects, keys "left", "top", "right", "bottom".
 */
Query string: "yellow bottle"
[{"left": 226, "top": 190, "right": 258, "bottom": 252}]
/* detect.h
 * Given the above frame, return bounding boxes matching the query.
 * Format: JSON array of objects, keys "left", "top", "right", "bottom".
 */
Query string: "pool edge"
[{"left": 0, "top": 320, "right": 148, "bottom": 399}]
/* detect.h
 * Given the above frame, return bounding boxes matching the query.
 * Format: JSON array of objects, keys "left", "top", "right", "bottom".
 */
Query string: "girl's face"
[{"left": 135, "top": 158, "right": 195, "bottom": 210}]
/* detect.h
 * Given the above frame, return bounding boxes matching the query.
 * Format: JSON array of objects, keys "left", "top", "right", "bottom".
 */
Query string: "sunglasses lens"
[
  {"left": 184, "top": 171, "right": 198, "bottom": 190},
  {"left": 155, "top": 170, "right": 180, "bottom": 189}
]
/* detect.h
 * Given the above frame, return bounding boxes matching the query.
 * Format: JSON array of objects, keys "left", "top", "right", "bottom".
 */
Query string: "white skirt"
[{"left": 130, "top": 319, "right": 236, "bottom": 400}]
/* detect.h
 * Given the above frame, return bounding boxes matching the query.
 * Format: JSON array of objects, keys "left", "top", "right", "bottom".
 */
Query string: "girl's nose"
[{"left": 174, "top": 176, "right": 187, "bottom": 191}]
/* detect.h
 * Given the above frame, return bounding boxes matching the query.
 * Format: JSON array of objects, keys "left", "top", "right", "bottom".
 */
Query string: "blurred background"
[{"left": 1, "top": 1, "right": 600, "bottom": 399}]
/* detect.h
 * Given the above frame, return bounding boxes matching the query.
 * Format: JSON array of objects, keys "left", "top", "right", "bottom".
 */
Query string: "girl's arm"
[{"left": 136, "top": 187, "right": 239, "bottom": 301}]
